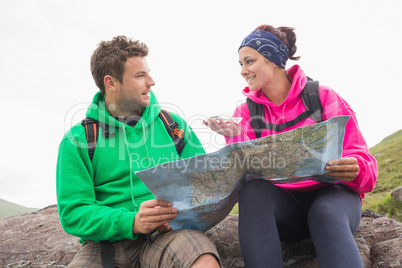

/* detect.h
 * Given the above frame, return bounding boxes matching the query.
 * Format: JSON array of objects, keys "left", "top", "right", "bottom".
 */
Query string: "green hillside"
[
  {"left": 363, "top": 129, "right": 402, "bottom": 221},
  {"left": 0, "top": 198, "right": 38, "bottom": 217}
]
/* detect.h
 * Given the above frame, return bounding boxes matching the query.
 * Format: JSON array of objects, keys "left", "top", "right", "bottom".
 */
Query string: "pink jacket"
[{"left": 225, "top": 65, "right": 378, "bottom": 203}]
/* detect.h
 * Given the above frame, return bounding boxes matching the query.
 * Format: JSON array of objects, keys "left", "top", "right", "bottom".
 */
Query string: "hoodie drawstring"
[
  {"left": 123, "top": 121, "right": 154, "bottom": 210},
  {"left": 122, "top": 126, "right": 138, "bottom": 210},
  {"left": 141, "top": 121, "right": 155, "bottom": 166}
]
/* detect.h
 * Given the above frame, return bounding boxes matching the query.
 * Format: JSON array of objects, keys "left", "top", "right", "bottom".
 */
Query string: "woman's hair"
[
  {"left": 90, "top": 35, "right": 149, "bottom": 95},
  {"left": 255, "top": 25, "right": 300, "bottom": 61}
]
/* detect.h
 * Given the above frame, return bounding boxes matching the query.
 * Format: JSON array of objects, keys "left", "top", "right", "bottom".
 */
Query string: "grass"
[
  {"left": 366, "top": 194, "right": 402, "bottom": 219},
  {"left": 230, "top": 203, "right": 239, "bottom": 214},
  {"left": 363, "top": 129, "right": 402, "bottom": 221}
]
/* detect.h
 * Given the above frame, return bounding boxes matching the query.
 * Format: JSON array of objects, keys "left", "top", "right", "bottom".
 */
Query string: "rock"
[
  {"left": 370, "top": 238, "right": 402, "bottom": 267},
  {"left": 205, "top": 215, "right": 243, "bottom": 268},
  {"left": 0, "top": 207, "right": 401, "bottom": 268},
  {"left": 391, "top": 186, "right": 402, "bottom": 202},
  {"left": 0, "top": 205, "right": 80, "bottom": 268}
]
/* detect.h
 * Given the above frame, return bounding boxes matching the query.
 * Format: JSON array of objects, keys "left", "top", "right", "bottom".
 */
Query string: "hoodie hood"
[
  {"left": 242, "top": 65, "right": 308, "bottom": 107},
  {"left": 85, "top": 91, "right": 161, "bottom": 132}
]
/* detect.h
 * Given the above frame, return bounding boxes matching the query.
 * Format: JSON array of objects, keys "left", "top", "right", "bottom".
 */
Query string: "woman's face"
[{"left": 239, "top": 46, "right": 276, "bottom": 91}]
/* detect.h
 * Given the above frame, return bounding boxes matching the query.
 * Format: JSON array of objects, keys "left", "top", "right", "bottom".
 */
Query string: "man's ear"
[{"left": 104, "top": 75, "right": 117, "bottom": 93}]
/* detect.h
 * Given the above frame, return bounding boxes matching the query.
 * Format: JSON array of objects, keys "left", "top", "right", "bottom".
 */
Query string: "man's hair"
[{"left": 90, "top": 35, "right": 149, "bottom": 95}]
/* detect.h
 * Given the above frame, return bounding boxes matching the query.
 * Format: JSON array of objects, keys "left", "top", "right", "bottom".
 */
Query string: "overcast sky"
[{"left": 1, "top": 0, "right": 401, "bottom": 208}]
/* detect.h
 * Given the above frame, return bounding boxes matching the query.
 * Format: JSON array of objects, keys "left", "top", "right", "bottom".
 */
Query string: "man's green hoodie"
[{"left": 56, "top": 92, "right": 205, "bottom": 243}]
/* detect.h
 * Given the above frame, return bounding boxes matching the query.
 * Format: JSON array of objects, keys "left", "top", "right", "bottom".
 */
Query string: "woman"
[{"left": 207, "top": 25, "right": 378, "bottom": 267}]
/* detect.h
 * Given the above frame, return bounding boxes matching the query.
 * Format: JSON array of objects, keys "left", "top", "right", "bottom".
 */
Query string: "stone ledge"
[{"left": 1, "top": 207, "right": 401, "bottom": 268}]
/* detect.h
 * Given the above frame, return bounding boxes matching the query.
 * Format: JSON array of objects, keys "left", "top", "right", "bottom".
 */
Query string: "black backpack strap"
[
  {"left": 246, "top": 98, "right": 265, "bottom": 139},
  {"left": 264, "top": 110, "right": 312, "bottom": 132},
  {"left": 158, "top": 109, "right": 185, "bottom": 155},
  {"left": 81, "top": 117, "right": 99, "bottom": 161},
  {"left": 246, "top": 97, "right": 310, "bottom": 135},
  {"left": 301, "top": 79, "right": 323, "bottom": 123},
  {"left": 82, "top": 118, "right": 116, "bottom": 267},
  {"left": 99, "top": 241, "right": 115, "bottom": 268}
]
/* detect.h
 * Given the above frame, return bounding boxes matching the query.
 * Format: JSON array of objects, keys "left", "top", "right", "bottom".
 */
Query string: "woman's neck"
[{"left": 261, "top": 70, "right": 292, "bottom": 105}]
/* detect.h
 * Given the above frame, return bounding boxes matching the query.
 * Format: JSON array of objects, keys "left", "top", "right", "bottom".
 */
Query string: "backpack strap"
[
  {"left": 81, "top": 117, "right": 99, "bottom": 161},
  {"left": 82, "top": 118, "right": 115, "bottom": 267},
  {"left": 158, "top": 109, "right": 185, "bottom": 155},
  {"left": 246, "top": 78, "right": 323, "bottom": 138},
  {"left": 301, "top": 79, "right": 323, "bottom": 123},
  {"left": 246, "top": 98, "right": 265, "bottom": 139},
  {"left": 99, "top": 240, "right": 115, "bottom": 268},
  {"left": 81, "top": 112, "right": 184, "bottom": 267}
]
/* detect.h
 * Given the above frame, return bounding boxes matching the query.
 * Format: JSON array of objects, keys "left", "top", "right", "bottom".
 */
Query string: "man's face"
[{"left": 113, "top": 56, "right": 155, "bottom": 115}]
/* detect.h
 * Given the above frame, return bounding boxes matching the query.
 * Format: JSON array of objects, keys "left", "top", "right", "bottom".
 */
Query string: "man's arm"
[{"left": 56, "top": 135, "right": 136, "bottom": 242}]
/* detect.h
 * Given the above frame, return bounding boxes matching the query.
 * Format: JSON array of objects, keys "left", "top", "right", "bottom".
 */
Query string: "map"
[{"left": 135, "top": 116, "right": 349, "bottom": 232}]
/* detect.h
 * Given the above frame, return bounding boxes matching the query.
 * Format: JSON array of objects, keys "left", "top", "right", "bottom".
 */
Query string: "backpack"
[
  {"left": 246, "top": 78, "right": 323, "bottom": 138},
  {"left": 81, "top": 109, "right": 185, "bottom": 161}
]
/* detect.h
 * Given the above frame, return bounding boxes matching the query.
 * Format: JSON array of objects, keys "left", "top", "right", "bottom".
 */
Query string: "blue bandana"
[{"left": 239, "top": 30, "right": 289, "bottom": 68}]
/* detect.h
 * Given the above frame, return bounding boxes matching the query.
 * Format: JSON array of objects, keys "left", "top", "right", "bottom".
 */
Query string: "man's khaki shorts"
[{"left": 68, "top": 229, "right": 221, "bottom": 268}]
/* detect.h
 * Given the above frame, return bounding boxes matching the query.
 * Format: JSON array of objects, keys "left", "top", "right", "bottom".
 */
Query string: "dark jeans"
[{"left": 238, "top": 180, "right": 363, "bottom": 268}]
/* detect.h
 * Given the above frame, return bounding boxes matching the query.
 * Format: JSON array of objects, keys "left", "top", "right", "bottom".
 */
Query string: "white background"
[{"left": 1, "top": 0, "right": 401, "bottom": 208}]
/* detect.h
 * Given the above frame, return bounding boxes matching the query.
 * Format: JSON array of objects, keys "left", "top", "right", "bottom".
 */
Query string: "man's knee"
[
  {"left": 191, "top": 253, "right": 220, "bottom": 268},
  {"left": 154, "top": 229, "right": 221, "bottom": 267}
]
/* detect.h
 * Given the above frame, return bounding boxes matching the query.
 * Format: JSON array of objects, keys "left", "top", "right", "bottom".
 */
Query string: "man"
[{"left": 57, "top": 36, "right": 221, "bottom": 267}]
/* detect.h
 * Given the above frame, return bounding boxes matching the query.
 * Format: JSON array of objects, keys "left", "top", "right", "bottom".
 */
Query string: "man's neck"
[{"left": 105, "top": 100, "right": 142, "bottom": 118}]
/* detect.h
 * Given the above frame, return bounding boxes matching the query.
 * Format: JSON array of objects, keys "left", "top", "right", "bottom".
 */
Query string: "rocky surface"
[
  {"left": 392, "top": 186, "right": 402, "bottom": 202},
  {"left": 206, "top": 210, "right": 402, "bottom": 268},
  {"left": 0, "top": 206, "right": 401, "bottom": 267},
  {"left": 0, "top": 205, "right": 79, "bottom": 268}
]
